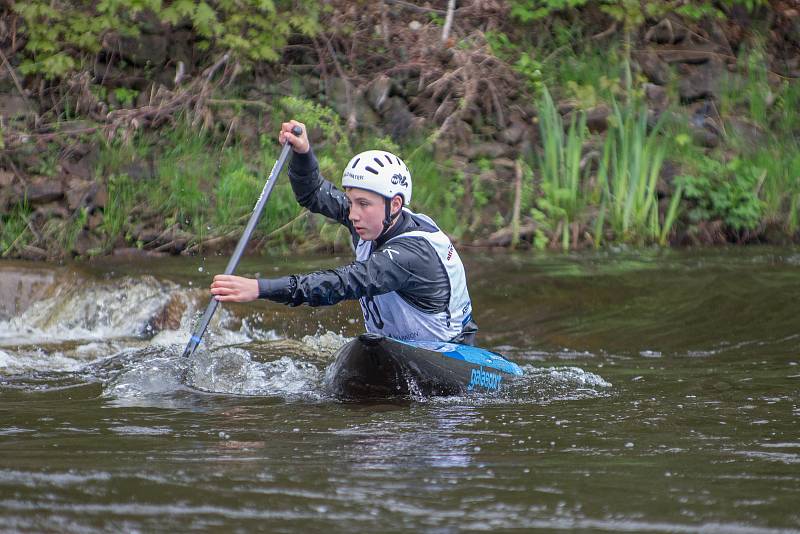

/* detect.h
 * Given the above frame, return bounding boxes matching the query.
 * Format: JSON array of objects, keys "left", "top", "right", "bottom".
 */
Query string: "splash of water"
[
  {"left": 0, "top": 267, "right": 613, "bottom": 404},
  {"left": 0, "top": 276, "right": 178, "bottom": 345},
  {"left": 188, "top": 350, "right": 323, "bottom": 397},
  {"left": 0, "top": 272, "right": 276, "bottom": 376}
]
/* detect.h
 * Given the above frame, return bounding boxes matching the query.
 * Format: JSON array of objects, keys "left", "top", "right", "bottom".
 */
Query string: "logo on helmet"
[
  {"left": 344, "top": 170, "right": 365, "bottom": 181},
  {"left": 391, "top": 173, "right": 408, "bottom": 188}
]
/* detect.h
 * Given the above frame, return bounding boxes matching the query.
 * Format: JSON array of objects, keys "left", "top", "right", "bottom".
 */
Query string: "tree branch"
[{"left": 442, "top": 0, "right": 456, "bottom": 43}]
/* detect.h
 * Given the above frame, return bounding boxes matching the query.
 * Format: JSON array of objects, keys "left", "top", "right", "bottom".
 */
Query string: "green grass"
[
  {"left": 3, "top": 67, "right": 797, "bottom": 260},
  {"left": 755, "top": 145, "right": 800, "bottom": 231},
  {"left": 0, "top": 200, "right": 33, "bottom": 256},
  {"left": 87, "top": 98, "right": 401, "bottom": 254},
  {"left": 214, "top": 165, "right": 262, "bottom": 229},
  {"left": 41, "top": 206, "right": 89, "bottom": 252},
  {"left": 775, "top": 76, "right": 800, "bottom": 135},
  {"left": 671, "top": 130, "right": 800, "bottom": 239},
  {"left": 402, "top": 140, "right": 466, "bottom": 239},
  {"left": 153, "top": 127, "right": 212, "bottom": 231},
  {"left": 486, "top": 27, "right": 798, "bottom": 248},
  {"left": 101, "top": 173, "right": 135, "bottom": 249},
  {"left": 719, "top": 47, "right": 770, "bottom": 129},
  {"left": 728, "top": 47, "right": 800, "bottom": 234},
  {"left": 676, "top": 39, "right": 800, "bottom": 239},
  {"left": 96, "top": 134, "right": 148, "bottom": 181}
]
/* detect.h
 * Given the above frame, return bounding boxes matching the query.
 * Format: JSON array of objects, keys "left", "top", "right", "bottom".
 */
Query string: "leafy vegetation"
[
  {"left": 403, "top": 145, "right": 467, "bottom": 240},
  {"left": 509, "top": 0, "right": 765, "bottom": 24},
  {"left": 12, "top": 0, "right": 321, "bottom": 79},
  {"left": 12, "top": 96, "right": 465, "bottom": 256},
  {"left": 671, "top": 40, "right": 800, "bottom": 240}
]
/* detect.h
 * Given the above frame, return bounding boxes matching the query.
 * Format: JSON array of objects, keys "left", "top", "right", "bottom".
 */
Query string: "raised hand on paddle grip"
[
  {"left": 210, "top": 275, "right": 258, "bottom": 303},
  {"left": 279, "top": 120, "right": 309, "bottom": 154}
]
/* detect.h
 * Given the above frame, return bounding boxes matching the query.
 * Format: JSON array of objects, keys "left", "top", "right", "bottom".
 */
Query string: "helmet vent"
[
  {"left": 351, "top": 158, "right": 360, "bottom": 168},
  {"left": 373, "top": 157, "right": 384, "bottom": 168},
  {"left": 365, "top": 166, "right": 379, "bottom": 175}
]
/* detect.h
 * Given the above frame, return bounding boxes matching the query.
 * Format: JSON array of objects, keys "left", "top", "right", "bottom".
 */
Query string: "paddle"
[{"left": 181, "top": 125, "right": 302, "bottom": 359}]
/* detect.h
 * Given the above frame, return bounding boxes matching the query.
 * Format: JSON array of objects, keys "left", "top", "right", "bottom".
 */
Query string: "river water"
[{"left": 0, "top": 248, "right": 798, "bottom": 532}]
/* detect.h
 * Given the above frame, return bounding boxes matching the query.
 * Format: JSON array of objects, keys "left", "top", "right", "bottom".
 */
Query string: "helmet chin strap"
[{"left": 379, "top": 198, "right": 401, "bottom": 238}]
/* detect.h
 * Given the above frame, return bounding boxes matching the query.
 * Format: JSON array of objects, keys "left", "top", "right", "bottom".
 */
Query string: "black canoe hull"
[{"left": 325, "top": 333, "right": 523, "bottom": 399}]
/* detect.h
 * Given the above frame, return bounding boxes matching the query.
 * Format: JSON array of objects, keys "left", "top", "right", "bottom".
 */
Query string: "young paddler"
[{"left": 210, "top": 120, "right": 478, "bottom": 345}]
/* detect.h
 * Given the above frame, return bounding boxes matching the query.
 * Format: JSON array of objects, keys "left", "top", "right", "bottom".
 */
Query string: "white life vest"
[{"left": 355, "top": 209, "right": 473, "bottom": 342}]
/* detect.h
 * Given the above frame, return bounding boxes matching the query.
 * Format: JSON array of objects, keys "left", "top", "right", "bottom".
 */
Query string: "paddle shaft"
[{"left": 181, "top": 126, "right": 302, "bottom": 358}]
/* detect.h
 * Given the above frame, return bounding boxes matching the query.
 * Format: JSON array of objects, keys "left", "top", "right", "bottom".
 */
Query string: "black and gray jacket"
[{"left": 257, "top": 150, "right": 477, "bottom": 344}]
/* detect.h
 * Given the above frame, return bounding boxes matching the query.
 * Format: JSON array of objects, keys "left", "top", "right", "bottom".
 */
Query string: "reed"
[
  {"left": 534, "top": 87, "right": 590, "bottom": 250},
  {"left": 598, "top": 99, "right": 678, "bottom": 245}
]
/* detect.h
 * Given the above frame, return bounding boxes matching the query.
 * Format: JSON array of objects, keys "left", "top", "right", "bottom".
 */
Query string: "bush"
[{"left": 13, "top": 0, "right": 321, "bottom": 79}]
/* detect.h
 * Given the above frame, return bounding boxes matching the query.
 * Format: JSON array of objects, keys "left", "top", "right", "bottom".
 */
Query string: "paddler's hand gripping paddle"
[{"left": 181, "top": 125, "right": 302, "bottom": 358}]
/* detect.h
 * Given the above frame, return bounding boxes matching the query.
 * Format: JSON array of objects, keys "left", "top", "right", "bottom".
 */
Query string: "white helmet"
[{"left": 342, "top": 150, "right": 412, "bottom": 205}]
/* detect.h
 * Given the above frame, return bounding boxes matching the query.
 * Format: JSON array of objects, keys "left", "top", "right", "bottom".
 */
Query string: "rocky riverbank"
[{"left": 1, "top": 2, "right": 799, "bottom": 259}]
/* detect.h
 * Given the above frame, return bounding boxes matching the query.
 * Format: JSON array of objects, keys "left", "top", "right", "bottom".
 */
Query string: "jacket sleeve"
[
  {"left": 257, "top": 238, "right": 441, "bottom": 307},
  {"left": 288, "top": 149, "right": 353, "bottom": 232}
]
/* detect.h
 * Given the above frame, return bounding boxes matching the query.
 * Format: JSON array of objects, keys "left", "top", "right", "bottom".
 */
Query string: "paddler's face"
[{"left": 346, "top": 188, "right": 394, "bottom": 241}]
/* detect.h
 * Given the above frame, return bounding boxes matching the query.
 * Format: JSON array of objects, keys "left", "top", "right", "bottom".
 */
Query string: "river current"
[{"left": 0, "top": 248, "right": 798, "bottom": 532}]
